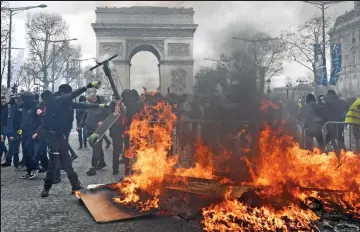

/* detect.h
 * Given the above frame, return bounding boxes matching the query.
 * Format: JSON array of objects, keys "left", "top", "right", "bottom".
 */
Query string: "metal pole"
[
  {"left": 51, "top": 43, "right": 55, "bottom": 92},
  {"left": 78, "top": 60, "right": 81, "bottom": 88},
  {"left": 7, "top": 10, "right": 13, "bottom": 88},
  {"left": 66, "top": 61, "right": 69, "bottom": 84}
]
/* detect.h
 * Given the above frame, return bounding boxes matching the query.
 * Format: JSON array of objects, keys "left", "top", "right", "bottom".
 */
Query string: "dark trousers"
[
  {"left": 6, "top": 136, "right": 20, "bottom": 167},
  {"left": 1, "top": 125, "right": 8, "bottom": 156},
  {"left": 43, "top": 131, "right": 78, "bottom": 190},
  {"left": 22, "top": 134, "right": 38, "bottom": 173},
  {"left": 110, "top": 131, "right": 123, "bottom": 171},
  {"left": 305, "top": 130, "right": 324, "bottom": 150},
  {"left": 90, "top": 138, "right": 104, "bottom": 168},
  {"left": 56, "top": 129, "right": 76, "bottom": 178},
  {"left": 103, "top": 134, "right": 111, "bottom": 146},
  {"left": 34, "top": 138, "right": 49, "bottom": 171},
  {"left": 123, "top": 134, "right": 130, "bottom": 176},
  {"left": 77, "top": 127, "right": 87, "bottom": 148}
]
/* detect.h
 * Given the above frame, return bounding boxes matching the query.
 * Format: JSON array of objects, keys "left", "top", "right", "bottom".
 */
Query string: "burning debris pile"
[{"left": 79, "top": 100, "right": 360, "bottom": 231}]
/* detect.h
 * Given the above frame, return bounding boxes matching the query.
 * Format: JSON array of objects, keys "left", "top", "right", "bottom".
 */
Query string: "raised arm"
[
  {"left": 56, "top": 81, "right": 101, "bottom": 104},
  {"left": 72, "top": 102, "right": 105, "bottom": 109}
]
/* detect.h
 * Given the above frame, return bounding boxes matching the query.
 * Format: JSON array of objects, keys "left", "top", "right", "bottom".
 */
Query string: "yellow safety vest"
[{"left": 345, "top": 98, "right": 360, "bottom": 124}]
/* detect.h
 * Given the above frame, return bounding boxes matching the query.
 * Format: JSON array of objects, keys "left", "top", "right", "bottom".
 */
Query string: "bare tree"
[
  {"left": 281, "top": 14, "right": 334, "bottom": 83},
  {"left": 1, "top": 1, "right": 10, "bottom": 85},
  {"left": 25, "top": 12, "right": 70, "bottom": 90},
  {"left": 13, "top": 63, "right": 36, "bottom": 91}
]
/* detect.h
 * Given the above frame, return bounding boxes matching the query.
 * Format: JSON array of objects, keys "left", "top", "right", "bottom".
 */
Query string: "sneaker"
[
  {"left": 28, "top": 169, "right": 39, "bottom": 179},
  {"left": 60, "top": 170, "right": 67, "bottom": 175},
  {"left": 53, "top": 178, "right": 61, "bottom": 184},
  {"left": 14, "top": 166, "right": 20, "bottom": 171},
  {"left": 71, "top": 155, "right": 78, "bottom": 162},
  {"left": 105, "top": 143, "right": 111, "bottom": 149},
  {"left": 1, "top": 162, "right": 11, "bottom": 167},
  {"left": 112, "top": 169, "right": 119, "bottom": 175},
  {"left": 20, "top": 173, "right": 31, "bottom": 179},
  {"left": 95, "top": 162, "right": 107, "bottom": 170},
  {"left": 71, "top": 181, "right": 84, "bottom": 194},
  {"left": 77, "top": 146, "right": 83, "bottom": 150},
  {"left": 41, "top": 188, "right": 49, "bottom": 197},
  {"left": 86, "top": 167, "right": 96, "bottom": 176}
]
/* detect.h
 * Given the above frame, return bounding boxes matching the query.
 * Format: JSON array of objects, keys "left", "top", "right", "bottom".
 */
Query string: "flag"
[
  {"left": 313, "top": 44, "right": 328, "bottom": 86},
  {"left": 329, "top": 42, "right": 342, "bottom": 85}
]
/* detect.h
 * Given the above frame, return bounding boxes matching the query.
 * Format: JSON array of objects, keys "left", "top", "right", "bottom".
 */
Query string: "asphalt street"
[{"left": 1, "top": 131, "right": 201, "bottom": 232}]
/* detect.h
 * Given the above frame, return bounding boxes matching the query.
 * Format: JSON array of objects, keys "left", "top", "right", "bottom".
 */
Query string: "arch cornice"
[{"left": 126, "top": 39, "right": 164, "bottom": 61}]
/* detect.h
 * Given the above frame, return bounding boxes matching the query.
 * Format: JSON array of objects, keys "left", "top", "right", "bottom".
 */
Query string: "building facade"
[{"left": 330, "top": 1, "right": 360, "bottom": 99}]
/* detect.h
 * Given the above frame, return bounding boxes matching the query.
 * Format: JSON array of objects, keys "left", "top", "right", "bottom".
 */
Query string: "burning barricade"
[{"left": 78, "top": 99, "right": 360, "bottom": 231}]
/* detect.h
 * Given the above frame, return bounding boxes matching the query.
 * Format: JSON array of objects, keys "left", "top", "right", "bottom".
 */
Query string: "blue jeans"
[
  {"left": 22, "top": 134, "right": 38, "bottom": 173},
  {"left": 1, "top": 125, "right": 8, "bottom": 156},
  {"left": 34, "top": 138, "right": 49, "bottom": 171}
]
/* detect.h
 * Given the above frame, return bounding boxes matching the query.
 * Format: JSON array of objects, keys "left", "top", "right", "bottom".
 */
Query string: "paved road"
[{"left": 1, "top": 132, "right": 201, "bottom": 232}]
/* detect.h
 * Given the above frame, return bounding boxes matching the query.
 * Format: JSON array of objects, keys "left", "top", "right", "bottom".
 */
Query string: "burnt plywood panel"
[{"left": 79, "top": 187, "right": 155, "bottom": 223}]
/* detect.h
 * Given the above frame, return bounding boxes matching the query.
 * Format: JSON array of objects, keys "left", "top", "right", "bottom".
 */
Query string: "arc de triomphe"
[{"left": 92, "top": 7, "right": 198, "bottom": 94}]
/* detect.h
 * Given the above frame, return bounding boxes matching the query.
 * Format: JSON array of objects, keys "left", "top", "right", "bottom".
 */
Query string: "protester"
[
  {"left": 38, "top": 81, "right": 100, "bottom": 197},
  {"left": 8, "top": 92, "right": 40, "bottom": 179},
  {"left": 1, "top": 96, "right": 8, "bottom": 163},
  {"left": 298, "top": 93, "right": 327, "bottom": 150},
  {"left": 324, "top": 90, "right": 348, "bottom": 148},
  {"left": 78, "top": 94, "right": 109, "bottom": 176},
  {"left": 345, "top": 98, "right": 360, "bottom": 152},
  {"left": 76, "top": 95, "right": 88, "bottom": 150}
]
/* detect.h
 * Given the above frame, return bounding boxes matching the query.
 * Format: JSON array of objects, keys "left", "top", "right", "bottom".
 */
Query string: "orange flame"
[
  {"left": 113, "top": 101, "right": 214, "bottom": 211},
  {"left": 202, "top": 124, "right": 360, "bottom": 231}
]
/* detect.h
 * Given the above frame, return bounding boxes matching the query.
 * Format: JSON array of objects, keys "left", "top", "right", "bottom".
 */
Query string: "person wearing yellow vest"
[{"left": 345, "top": 98, "right": 360, "bottom": 152}]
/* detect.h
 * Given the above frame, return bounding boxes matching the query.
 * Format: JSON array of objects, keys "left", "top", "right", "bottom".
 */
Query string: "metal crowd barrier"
[
  {"left": 322, "top": 121, "right": 354, "bottom": 153},
  {"left": 172, "top": 119, "right": 260, "bottom": 168}
]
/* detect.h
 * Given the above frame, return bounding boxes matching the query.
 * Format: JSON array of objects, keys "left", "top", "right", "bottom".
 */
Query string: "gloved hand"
[
  {"left": 86, "top": 81, "right": 101, "bottom": 89},
  {"left": 88, "top": 133, "right": 99, "bottom": 143}
]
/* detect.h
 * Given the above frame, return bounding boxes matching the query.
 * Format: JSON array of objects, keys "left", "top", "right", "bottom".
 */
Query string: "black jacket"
[
  {"left": 1, "top": 104, "right": 8, "bottom": 126},
  {"left": 325, "top": 95, "right": 348, "bottom": 122},
  {"left": 7, "top": 104, "right": 22, "bottom": 137},
  {"left": 41, "top": 87, "right": 88, "bottom": 134}
]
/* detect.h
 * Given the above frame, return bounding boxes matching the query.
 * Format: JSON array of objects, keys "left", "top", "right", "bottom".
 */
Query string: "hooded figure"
[{"left": 8, "top": 92, "right": 39, "bottom": 179}]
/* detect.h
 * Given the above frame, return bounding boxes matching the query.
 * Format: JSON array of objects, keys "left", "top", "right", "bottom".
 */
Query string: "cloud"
[{"left": 8, "top": 1, "right": 354, "bottom": 89}]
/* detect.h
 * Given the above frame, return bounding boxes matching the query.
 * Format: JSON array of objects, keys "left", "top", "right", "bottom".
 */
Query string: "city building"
[{"left": 330, "top": 1, "right": 360, "bottom": 99}]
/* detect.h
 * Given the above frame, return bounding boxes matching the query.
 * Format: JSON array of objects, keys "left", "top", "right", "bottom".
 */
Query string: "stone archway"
[{"left": 92, "top": 6, "right": 198, "bottom": 95}]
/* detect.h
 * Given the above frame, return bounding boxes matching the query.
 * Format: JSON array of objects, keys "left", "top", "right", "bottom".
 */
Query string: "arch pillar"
[{"left": 112, "top": 60, "right": 131, "bottom": 91}]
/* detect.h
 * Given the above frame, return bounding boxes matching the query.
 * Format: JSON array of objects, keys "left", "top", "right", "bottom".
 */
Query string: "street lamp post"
[
  {"left": 1, "top": 4, "right": 47, "bottom": 89},
  {"left": 303, "top": 1, "right": 342, "bottom": 96},
  {"left": 71, "top": 57, "right": 95, "bottom": 88}
]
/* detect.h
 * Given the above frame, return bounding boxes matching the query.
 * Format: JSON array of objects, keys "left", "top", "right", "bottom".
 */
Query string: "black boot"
[
  {"left": 71, "top": 180, "right": 84, "bottom": 194},
  {"left": 86, "top": 167, "right": 96, "bottom": 176},
  {"left": 95, "top": 161, "right": 107, "bottom": 170},
  {"left": 41, "top": 188, "right": 50, "bottom": 197}
]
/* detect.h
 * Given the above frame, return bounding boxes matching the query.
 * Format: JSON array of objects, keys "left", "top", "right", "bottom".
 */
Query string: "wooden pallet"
[{"left": 79, "top": 185, "right": 157, "bottom": 223}]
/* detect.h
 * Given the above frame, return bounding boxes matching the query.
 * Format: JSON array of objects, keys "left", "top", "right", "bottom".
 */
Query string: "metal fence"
[{"left": 172, "top": 120, "right": 260, "bottom": 168}]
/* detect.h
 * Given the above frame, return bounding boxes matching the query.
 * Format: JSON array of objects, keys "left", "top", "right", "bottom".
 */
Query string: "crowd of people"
[
  {"left": 1, "top": 82, "right": 359, "bottom": 198},
  {"left": 296, "top": 90, "right": 359, "bottom": 152}
]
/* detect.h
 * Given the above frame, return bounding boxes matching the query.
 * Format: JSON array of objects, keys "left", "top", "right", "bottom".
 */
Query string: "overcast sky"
[{"left": 8, "top": 1, "right": 355, "bottom": 91}]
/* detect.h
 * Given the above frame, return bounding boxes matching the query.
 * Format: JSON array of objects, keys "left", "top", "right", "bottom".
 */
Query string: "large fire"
[{"left": 112, "top": 100, "right": 360, "bottom": 230}]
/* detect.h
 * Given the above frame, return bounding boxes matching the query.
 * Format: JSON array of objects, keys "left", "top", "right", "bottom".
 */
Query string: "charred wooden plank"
[{"left": 79, "top": 186, "right": 157, "bottom": 223}]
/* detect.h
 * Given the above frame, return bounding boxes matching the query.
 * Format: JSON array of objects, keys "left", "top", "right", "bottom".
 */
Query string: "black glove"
[{"left": 86, "top": 81, "right": 101, "bottom": 89}]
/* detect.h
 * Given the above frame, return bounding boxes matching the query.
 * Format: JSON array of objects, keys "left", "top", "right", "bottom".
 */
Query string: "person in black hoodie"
[
  {"left": 38, "top": 81, "right": 100, "bottom": 197},
  {"left": 76, "top": 95, "right": 88, "bottom": 149},
  {"left": 2, "top": 96, "right": 21, "bottom": 168},
  {"left": 1, "top": 96, "right": 8, "bottom": 161},
  {"left": 324, "top": 90, "right": 348, "bottom": 147},
  {"left": 8, "top": 92, "right": 40, "bottom": 179}
]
